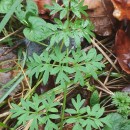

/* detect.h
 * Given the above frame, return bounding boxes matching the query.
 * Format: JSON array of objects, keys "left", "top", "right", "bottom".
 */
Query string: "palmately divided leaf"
[
  {"left": 10, "top": 94, "right": 60, "bottom": 129},
  {"left": 64, "top": 94, "right": 109, "bottom": 130}
]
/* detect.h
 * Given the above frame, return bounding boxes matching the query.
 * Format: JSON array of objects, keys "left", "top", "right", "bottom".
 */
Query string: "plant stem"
[{"left": 60, "top": 85, "right": 67, "bottom": 130}]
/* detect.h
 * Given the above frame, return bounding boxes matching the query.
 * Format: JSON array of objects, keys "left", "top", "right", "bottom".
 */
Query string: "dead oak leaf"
[
  {"left": 111, "top": 0, "right": 130, "bottom": 20},
  {"left": 83, "top": 0, "right": 101, "bottom": 9},
  {"left": 83, "top": 0, "right": 118, "bottom": 36},
  {"left": 111, "top": 1, "right": 130, "bottom": 73},
  {"left": 34, "top": 0, "right": 51, "bottom": 14},
  {"left": 115, "top": 24, "right": 130, "bottom": 74},
  {"left": 33, "top": 0, "right": 53, "bottom": 19}
]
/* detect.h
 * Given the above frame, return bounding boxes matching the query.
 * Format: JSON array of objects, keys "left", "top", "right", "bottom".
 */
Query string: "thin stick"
[
  {"left": 91, "top": 38, "right": 120, "bottom": 72},
  {"left": 0, "top": 27, "right": 23, "bottom": 42},
  {"left": 0, "top": 111, "right": 10, "bottom": 118},
  {"left": 104, "top": 59, "right": 117, "bottom": 85}
]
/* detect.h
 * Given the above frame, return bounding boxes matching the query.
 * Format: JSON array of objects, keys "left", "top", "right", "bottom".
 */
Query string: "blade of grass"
[
  {"left": 60, "top": 85, "right": 67, "bottom": 130},
  {"left": 0, "top": 0, "right": 22, "bottom": 33},
  {"left": 0, "top": 73, "right": 24, "bottom": 103},
  {"left": 0, "top": 73, "right": 21, "bottom": 91}
]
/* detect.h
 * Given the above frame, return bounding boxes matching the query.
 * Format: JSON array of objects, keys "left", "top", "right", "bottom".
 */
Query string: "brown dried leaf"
[
  {"left": 34, "top": 0, "right": 51, "bottom": 14},
  {"left": 111, "top": 0, "right": 130, "bottom": 20},
  {"left": 84, "top": 0, "right": 118, "bottom": 36},
  {"left": 34, "top": 0, "right": 52, "bottom": 19},
  {"left": 115, "top": 23, "right": 130, "bottom": 73},
  {"left": 84, "top": 0, "right": 101, "bottom": 9}
]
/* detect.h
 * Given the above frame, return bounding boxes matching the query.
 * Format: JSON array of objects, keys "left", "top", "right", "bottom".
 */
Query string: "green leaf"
[
  {"left": 60, "top": 8, "right": 67, "bottom": 19},
  {"left": 74, "top": 70, "right": 84, "bottom": 86},
  {"left": 15, "top": 0, "right": 38, "bottom": 24},
  {"left": 87, "top": 119, "right": 98, "bottom": 129},
  {"left": 0, "top": 0, "right": 22, "bottom": 33},
  {"left": 26, "top": 0, "right": 38, "bottom": 15},
  {"left": 65, "top": 118, "right": 76, "bottom": 124},
  {"left": 79, "top": 107, "right": 87, "bottom": 114},
  {"left": 0, "top": 0, "right": 14, "bottom": 13},
  {"left": 15, "top": 4, "right": 26, "bottom": 23},
  {"left": 95, "top": 54, "right": 103, "bottom": 61},
  {"left": 49, "top": 34, "right": 57, "bottom": 48},
  {"left": 49, "top": 108, "right": 58, "bottom": 113},
  {"left": 72, "top": 9, "right": 81, "bottom": 18},
  {"left": 85, "top": 124, "right": 92, "bottom": 130},
  {"left": 56, "top": 70, "right": 70, "bottom": 85},
  {"left": 73, "top": 32, "right": 81, "bottom": 46},
  {"left": 62, "top": 66, "right": 75, "bottom": 74},
  {"left": 71, "top": 94, "right": 85, "bottom": 112},
  {"left": 86, "top": 106, "right": 91, "bottom": 115},
  {"left": 23, "top": 16, "right": 47, "bottom": 42},
  {"left": 86, "top": 48, "right": 97, "bottom": 61},
  {"left": 83, "top": 119, "right": 97, "bottom": 129},
  {"left": 96, "top": 107, "right": 104, "bottom": 118},
  {"left": 45, "top": 119, "right": 58, "bottom": 130},
  {"left": 112, "top": 92, "right": 130, "bottom": 116},
  {"left": 32, "top": 53, "right": 42, "bottom": 63},
  {"left": 49, "top": 114, "right": 60, "bottom": 119},
  {"left": 63, "top": 33, "right": 70, "bottom": 47},
  {"left": 51, "top": 66, "right": 60, "bottom": 75},
  {"left": 73, "top": 123, "right": 83, "bottom": 130},
  {"left": 92, "top": 61, "right": 105, "bottom": 70},
  {"left": 103, "top": 113, "right": 129, "bottom": 130},
  {"left": 91, "top": 104, "right": 100, "bottom": 115},
  {"left": 65, "top": 109, "right": 77, "bottom": 114},
  {"left": 10, "top": 93, "right": 60, "bottom": 129},
  {"left": 63, "top": 0, "right": 69, "bottom": 7},
  {"left": 46, "top": 2, "right": 63, "bottom": 15},
  {"left": 30, "top": 117, "right": 39, "bottom": 130},
  {"left": 90, "top": 90, "right": 100, "bottom": 106},
  {"left": 94, "top": 118, "right": 103, "bottom": 127},
  {"left": 0, "top": 122, "right": 8, "bottom": 128},
  {"left": 100, "top": 115, "right": 111, "bottom": 128},
  {"left": 42, "top": 65, "right": 51, "bottom": 85},
  {"left": 85, "top": 64, "right": 98, "bottom": 79},
  {"left": 83, "top": 32, "right": 91, "bottom": 43}
]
